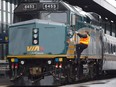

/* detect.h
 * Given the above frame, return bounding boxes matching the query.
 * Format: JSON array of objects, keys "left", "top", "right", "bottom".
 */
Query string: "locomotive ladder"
[{"left": 67, "top": 33, "right": 78, "bottom": 58}]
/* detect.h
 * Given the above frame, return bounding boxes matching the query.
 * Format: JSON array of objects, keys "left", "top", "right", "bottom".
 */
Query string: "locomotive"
[{"left": 7, "top": 0, "right": 116, "bottom": 86}]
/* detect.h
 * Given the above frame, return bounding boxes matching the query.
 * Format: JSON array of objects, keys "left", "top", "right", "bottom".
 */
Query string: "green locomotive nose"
[{"left": 9, "top": 19, "right": 67, "bottom": 55}]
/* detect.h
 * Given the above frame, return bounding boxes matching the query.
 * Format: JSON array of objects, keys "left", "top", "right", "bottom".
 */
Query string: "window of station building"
[
  {"left": 0, "top": 11, "right": 1, "bottom": 21},
  {"left": 8, "top": 1, "right": 10, "bottom": 12},
  {"left": 3, "top": 0, "right": 6, "bottom": 11},
  {"left": 3, "top": 12, "right": 6, "bottom": 23},
  {"left": 8, "top": 13, "right": 11, "bottom": 24},
  {"left": 0, "top": 0, "right": 1, "bottom": 9},
  {"left": 12, "top": 13, "right": 14, "bottom": 23},
  {"left": 12, "top": 2, "right": 15, "bottom": 13}
]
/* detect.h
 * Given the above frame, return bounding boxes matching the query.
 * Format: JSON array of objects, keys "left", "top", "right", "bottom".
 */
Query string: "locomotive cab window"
[
  {"left": 14, "top": 13, "right": 39, "bottom": 23},
  {"left": 40, "top": 12, "right": 67, "bottom": 23}
]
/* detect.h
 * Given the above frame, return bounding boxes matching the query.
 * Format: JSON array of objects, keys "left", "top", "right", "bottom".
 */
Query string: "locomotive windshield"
[
  {"left": 13, "top": 0, "right": 69, "bottom": 23},
  {"left": 41, "top": 12, "right": 67, "bottom": 23}
]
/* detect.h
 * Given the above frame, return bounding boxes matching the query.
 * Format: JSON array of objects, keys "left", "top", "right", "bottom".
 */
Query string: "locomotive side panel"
[{"left": 75, "top": 27, "right": 103, "bottom": 59}]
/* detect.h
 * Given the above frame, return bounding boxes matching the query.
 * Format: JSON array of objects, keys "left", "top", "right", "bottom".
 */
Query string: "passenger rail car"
[{"left": 7, "top": 0, "right": 116, "bottom": 86}]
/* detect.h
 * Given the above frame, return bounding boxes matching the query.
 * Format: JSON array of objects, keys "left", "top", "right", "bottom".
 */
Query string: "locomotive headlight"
[
  {"left": 32, "top": 28, "right": 39, "bottom": 45},
  {"left": 59, "top": 58, "right": 63, "bottom": 62},
  {"left": 11, "top": 58, "right": 15, "bottom": 62},
  {"left": 33, "top": 34, "right": 38, "bottom": 38},
  {"left": 48, "top": 60, "right": 52, "bottom": 65},
  {"left": 21, "top": 61, "right": 25, "bottom": 65},
  {"left": 15, "top": 59, "right": 19, "bottom": 63},
  {"left": 33, "top": 40, "right": 38, "bottom": 44},
  {"left": 55, "top": 58, "right": 59, "bottom": 62},
  {"left": 33, "top": 28, "right": 38, "bottom": 33}
]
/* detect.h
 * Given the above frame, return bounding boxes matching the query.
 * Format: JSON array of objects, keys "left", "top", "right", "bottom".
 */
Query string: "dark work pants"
[
  {"left": 75, "top": 44, "right": 88, "bottom": 61},
  {"left": 75, "top": 44, "right": 88, "bottom": 79}
]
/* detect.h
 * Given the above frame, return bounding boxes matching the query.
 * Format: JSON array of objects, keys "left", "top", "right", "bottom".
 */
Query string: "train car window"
[
  {"left": 113, "top": 45, "right": 115, "bottom": 54},
  {"left": 114, "top": 45, "right": 115, "bottom": 54},
  {"left": 115, "top": 46, "right": 116, "bottom": 54},
  {"left": 108, "top": 43, "right": 110, "bottom": 54},
  {"left": 41, "top": 12, "right": 67, "bottom": 23},
  {"left": 106, "top": 42, "right": 108, "bottom": 53},
  {"left": 110, "top": 44, "right": 112, "bottom": 54},
  {"left": 114, "top": 45, "right": 116, "bottom": 54},
  {"left": 105, "top": 42, "right": 108, "bottom": 54},
  {"left": 101, "top": 19, "right": 106, "bottom": 33},
  {"left": 111, "top": 44, "right": 113, "bottom": 54},
  {"left": 112, "top": 45, "right": 114, "bottom": 54},
  {"left": 112, "top": 24, "right": 115, "bottom": 36},
  {"left": 106, "top": 22, "right": 110, "bottom": 34}
]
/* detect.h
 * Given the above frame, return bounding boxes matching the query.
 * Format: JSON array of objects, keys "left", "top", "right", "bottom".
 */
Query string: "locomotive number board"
[
  {"left": 23, "top": 3, "right": 37, "bottom": 10},
  {"left": 43, "top": 3, "right": 58, "bottom": 10}
]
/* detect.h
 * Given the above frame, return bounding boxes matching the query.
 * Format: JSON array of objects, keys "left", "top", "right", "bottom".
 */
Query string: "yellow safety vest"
[{"left": 79, "top": 34, "right": 90, "bottom": 45}]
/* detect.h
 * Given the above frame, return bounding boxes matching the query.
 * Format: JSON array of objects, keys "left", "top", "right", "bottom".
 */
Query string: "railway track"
[
  {"left": 0, "top": 72, "right": 116, "bottom": 86},
  {"left": 60, "top": 71, "right": 116, "bottom": 86}
]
